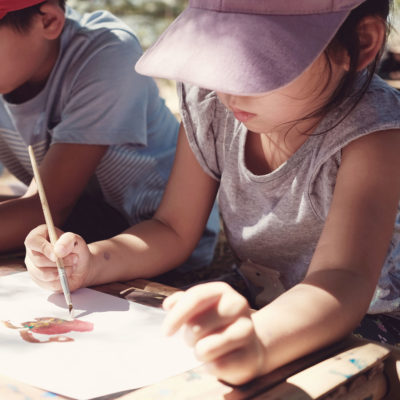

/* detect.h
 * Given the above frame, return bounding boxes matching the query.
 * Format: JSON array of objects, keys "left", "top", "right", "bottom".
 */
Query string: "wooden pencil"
[{"left": 28, "top": 145, "right": 74, "bottom": 319}]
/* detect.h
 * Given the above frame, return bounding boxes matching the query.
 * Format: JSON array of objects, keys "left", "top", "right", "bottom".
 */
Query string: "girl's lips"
[{"left": 232, "top": 108, "right": 257, "bottom": 123}]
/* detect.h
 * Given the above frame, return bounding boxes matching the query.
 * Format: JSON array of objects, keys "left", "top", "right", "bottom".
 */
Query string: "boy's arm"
[{"left": 0, "top": 143, "right": 107, "bottom": 253}]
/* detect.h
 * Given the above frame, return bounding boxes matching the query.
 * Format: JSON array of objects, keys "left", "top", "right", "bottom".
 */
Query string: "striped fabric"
[{"left": 0, "top": 8, "right": 179, "bottom": 226}]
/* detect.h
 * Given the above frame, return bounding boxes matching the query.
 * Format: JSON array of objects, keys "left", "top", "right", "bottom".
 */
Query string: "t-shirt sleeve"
[
  {"left": 178, "top": 83, "right": 222, "bottom": 181},
  {"left": 52, "top": 30, "right": 159, "bottom": 147}
]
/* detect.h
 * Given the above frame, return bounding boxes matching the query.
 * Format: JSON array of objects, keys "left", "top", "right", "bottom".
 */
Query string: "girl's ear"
[
  {"left": 355, "top": 16, "right": 386, "bottom": 71},
  {"left": 36, "top": 2, "right": 65, "bottom": 40}
]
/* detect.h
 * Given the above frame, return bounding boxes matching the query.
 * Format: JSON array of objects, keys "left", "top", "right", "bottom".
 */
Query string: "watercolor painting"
[
  {"left": 2, "top": 317, "right": 93, "bottom": 343},
  {"left": 0, "top": 273, "right": 200, "bottom": 399}
]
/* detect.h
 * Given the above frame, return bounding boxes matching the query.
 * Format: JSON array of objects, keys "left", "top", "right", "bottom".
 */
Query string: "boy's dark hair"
[
  {"left": 297, "top": 0, "right": 392, "bottom": 135},
  {"left": 0, "top": 1, "right": 66, "bottom": 32}
]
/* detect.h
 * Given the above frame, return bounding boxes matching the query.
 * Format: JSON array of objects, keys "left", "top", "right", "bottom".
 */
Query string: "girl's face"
[{"left": 217, "top": 52, "right": 347, "bottom": 136}]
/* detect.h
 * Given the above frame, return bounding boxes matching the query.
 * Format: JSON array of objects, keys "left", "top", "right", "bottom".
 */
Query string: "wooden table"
[{"left": 1, "top": 257, "right": 400, "bottom": 400}]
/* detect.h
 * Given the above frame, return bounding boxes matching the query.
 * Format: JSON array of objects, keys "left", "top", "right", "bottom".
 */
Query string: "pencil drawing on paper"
[{"left": 2, "top": 317, "right": 93, "bottom": 343}]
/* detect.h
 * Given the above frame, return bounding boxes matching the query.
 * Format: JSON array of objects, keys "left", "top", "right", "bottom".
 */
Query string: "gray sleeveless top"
[{"left": 179, "top": 75, "right": 400, "bottom": 315}]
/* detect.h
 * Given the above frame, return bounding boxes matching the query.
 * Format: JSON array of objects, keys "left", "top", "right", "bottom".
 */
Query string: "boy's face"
[{"left": 0, "top": 23, "right": 55, "bottom": 97}]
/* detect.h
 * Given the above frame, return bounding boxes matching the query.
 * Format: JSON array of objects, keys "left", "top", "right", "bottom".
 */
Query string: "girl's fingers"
[
  {"left": 24, "top": 225, "right": 80, "bottom": 290},
  {"left": 194, "top": 316, "right": 255, "bottom": 362},
  {"left": 183, "top": 304, "right": 247, "bottom": 346},
  {"left": 163, "top": 291, "right": 185, "bottom": 310},
  {"left": 24, "top": 224, "right": 56, "bottom": 262},
  {"left": 163, "top": 282, "right": 250, "bottom": 338},
  {"left": 25, "top": 255, "right": 59, "bottom": 281},
  {"left": 30, "top": 269, "right": 73, "bottom": 293},
  {"left": 205, "top": 341, "right": 264, "bottom": 386},
  {"left": 26, "top": 250, "right": 56, "bottom": 268},
  {"left": 162, "top": 282, "right": 234, "bottom": 336},
  {"left": 53, "top": 232, "right": 82, "bottom": 259},
  {"left": 25, "top": 254, "right": 75, "bottom": 281}
]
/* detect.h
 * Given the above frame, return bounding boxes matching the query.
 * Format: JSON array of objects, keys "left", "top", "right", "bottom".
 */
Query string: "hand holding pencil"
[{"left": 27, "top": 145, "right": 74, "bottom": 319}]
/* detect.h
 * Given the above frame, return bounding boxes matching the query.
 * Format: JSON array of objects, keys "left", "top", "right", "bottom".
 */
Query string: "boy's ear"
[
  {"left": 355, "top": 16, "right": 386, "bottom": 71},
  {"left": 36, "top": 1, "right": 65, "bottom": 40}
]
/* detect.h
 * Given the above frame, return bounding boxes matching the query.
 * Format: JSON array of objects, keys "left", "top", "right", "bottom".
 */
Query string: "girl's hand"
[
  {"left": 162, "top": 282, "right": 265, "bottom": 385},
  {"left": 24, "top": 224, "right": 92, "bottom": 292}
]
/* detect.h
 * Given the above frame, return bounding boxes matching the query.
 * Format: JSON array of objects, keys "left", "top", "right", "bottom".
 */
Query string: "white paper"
[{"left": 0, "top": 272, "right": 200, "bottom": 399}]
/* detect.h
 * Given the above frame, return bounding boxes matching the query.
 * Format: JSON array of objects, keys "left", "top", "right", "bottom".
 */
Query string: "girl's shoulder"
[
  {"left": 307, "top": 75, "right": 400, "bottom": 218},
  {"left": 339, "top": 75, "right": 400, "bottom": 131},
  {"left": 316, "top": 75, "right": 400, "bottom": 155}
]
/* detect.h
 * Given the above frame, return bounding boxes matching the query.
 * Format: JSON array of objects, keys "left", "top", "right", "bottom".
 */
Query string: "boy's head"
[
  {"left": 0, "top": 0, "right": 66, "bottom": 32},
  {"left": 0, "top": 0, "right": 66, "bottom": 98}
]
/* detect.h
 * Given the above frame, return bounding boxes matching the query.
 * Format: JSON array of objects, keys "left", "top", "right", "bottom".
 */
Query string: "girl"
[{"left": 24, "top": 0, "right": 400, "bottom": 385}]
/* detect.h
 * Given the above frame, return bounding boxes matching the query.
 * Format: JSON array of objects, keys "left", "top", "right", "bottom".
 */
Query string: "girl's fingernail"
[{"left": 73, "top": 255, "right": 78, "bottom": 265}]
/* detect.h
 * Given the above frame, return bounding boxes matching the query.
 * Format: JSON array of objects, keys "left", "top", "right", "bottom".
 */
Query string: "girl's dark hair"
[
  {"left": 298, "top": 0, "right": 392, "bottom": 134},
  {"left": 0, "top": 1, "right": 66, "bottom": 32}
]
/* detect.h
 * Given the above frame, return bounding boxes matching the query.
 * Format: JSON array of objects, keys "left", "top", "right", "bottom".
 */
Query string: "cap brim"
[
  {"left": 0, "top": 0, "right": 47, "bottom": 20},
  {"left": 136, "top": 8, "right": 350, "bottom": 95}
]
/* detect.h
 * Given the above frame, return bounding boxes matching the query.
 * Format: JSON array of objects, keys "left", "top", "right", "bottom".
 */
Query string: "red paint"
[
  {"left": 24, "top": 318, "right": 93, "bottom": 335},
  {"left": 3, "top": 317, "right": 93, "bottom": 344}
]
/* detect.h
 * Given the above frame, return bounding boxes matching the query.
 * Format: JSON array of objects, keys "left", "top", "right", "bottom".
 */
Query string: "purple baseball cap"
[{"left": 136, "top": 0, "right": 366, "bottom": 95}]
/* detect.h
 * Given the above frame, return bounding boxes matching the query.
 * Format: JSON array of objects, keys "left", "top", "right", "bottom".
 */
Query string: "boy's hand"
[
  {"left": 24, "top": 224, "right": 92, "bottom": 292},
  {"left": 162, "top": 282, "right": 265, "bottom": 385}
]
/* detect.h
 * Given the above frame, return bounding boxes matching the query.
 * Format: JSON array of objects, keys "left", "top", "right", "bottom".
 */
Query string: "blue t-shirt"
[
  {"left": 0, "top": 8, "right": 178, "bottom": 224},
  {"left": 0, "top": 8, "right": 219, "bottom": 267}
]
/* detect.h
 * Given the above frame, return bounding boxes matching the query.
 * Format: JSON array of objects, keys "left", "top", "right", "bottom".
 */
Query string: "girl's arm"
[
  {"left": 0, "top": 143, "right": 108, "bottom": 252},
  {"left": 162, "top": 128, "right": 400, "bottom": 385},
  {"left": 253, "top": 128, "right": 400, "bottom": 374},
  {"left": 24, "top": 124, "right": 219, "bottom": 291},
  {"left": 85, "top": 124, "right": 219, "bottom": 285}
]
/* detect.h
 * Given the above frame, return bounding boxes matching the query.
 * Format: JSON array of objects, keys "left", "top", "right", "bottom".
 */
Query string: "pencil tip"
[{"left": 68, "top": 304, "right": 74, "bottom": 320}]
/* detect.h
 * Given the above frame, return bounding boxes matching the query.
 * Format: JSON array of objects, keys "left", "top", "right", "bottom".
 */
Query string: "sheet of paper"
[{"left": 0, "top": 272, "right": 201, "bottom": 399}]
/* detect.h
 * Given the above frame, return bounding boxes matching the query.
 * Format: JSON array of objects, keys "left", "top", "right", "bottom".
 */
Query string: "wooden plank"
[
  {"left": 254, "top": 368, "right": 387, "bottom": 400},
  {"left": 0, "top": 375, "right": 68, "bottom": 400},
  {"left": 380, "top": 344, "right": 400, "bottom": 400},
  {"left": 119, "top": 340, "right": 356, "bottom": 400},
  {"left": 0, "top": 251, "right": 25, "bottom": 262},
  {"left": 123, "top": 278, "right": 179, "bottom": 296},
  {"left": 286, "top": 343, "right": 389, "bottom": 398}
]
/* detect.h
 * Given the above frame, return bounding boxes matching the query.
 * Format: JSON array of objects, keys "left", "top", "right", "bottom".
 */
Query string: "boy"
[{"left": 0, "top": 0, "right": 218, "bottom": 268}]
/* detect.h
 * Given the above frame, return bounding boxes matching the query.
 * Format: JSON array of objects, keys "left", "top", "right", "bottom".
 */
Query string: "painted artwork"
[
  {"left": 0, "top": 272, "right": 200, "bottom": 400},
  {"left": 3, "top": 317, "right": 93, "bottom": 343}
]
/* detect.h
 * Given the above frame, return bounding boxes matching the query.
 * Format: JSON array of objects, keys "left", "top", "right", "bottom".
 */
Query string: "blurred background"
[
  {"left": 68, "top": 0, "right": 189, "bottom": 117},
  {"left": 69, "top": 0, "right": 187, "bottom": 49}
]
